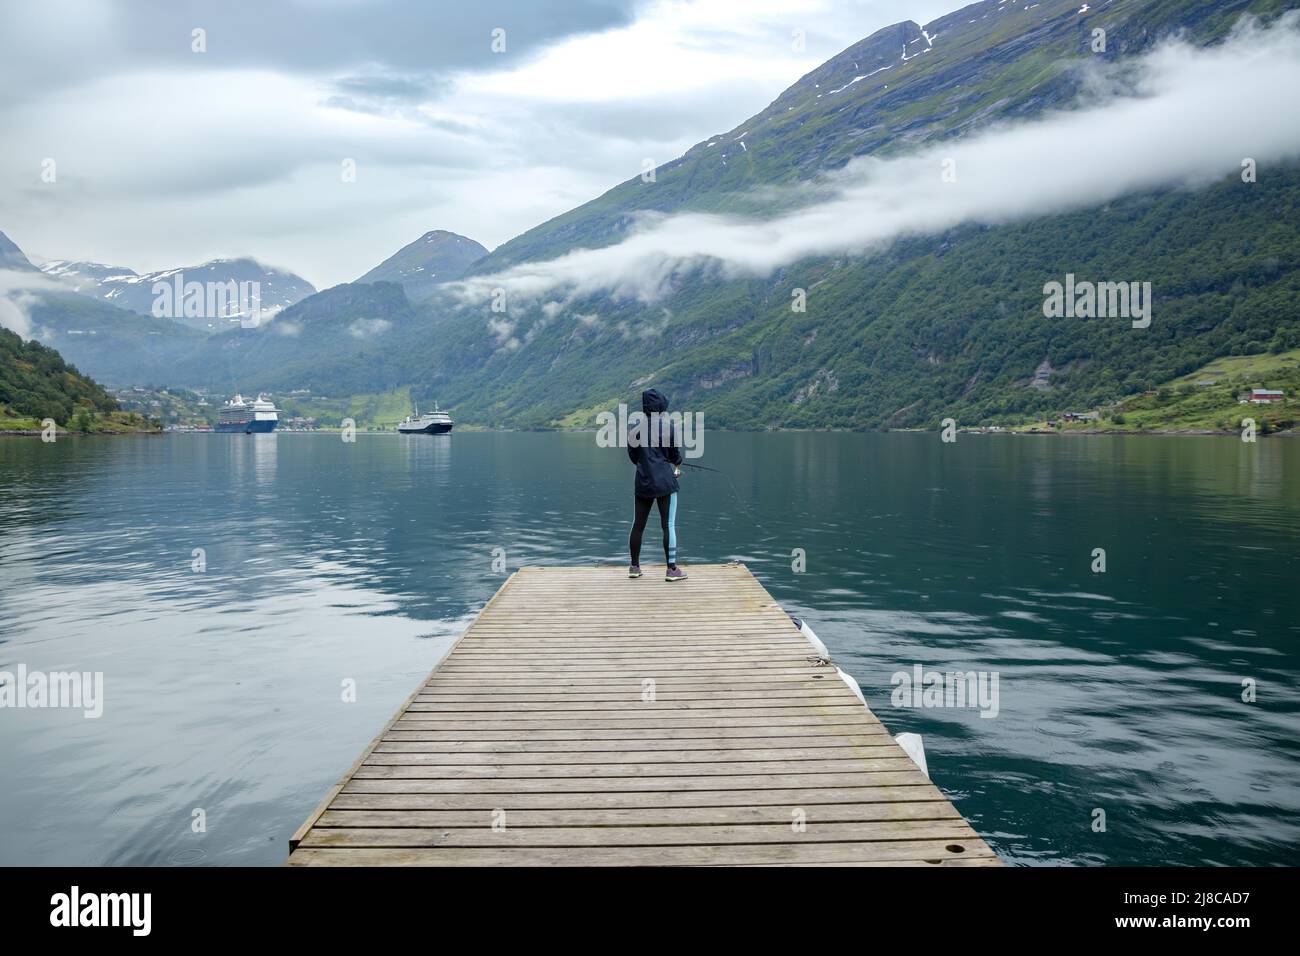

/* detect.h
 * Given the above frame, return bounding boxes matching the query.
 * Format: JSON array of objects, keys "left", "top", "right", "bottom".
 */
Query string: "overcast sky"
[{"left": 0, "top": 0, "right": 955, "bottom": 288}]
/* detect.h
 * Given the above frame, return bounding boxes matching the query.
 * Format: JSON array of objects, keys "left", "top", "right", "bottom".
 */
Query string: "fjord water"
[{"left": 0, "top": 431, "right": 1296, "bottom": 866}]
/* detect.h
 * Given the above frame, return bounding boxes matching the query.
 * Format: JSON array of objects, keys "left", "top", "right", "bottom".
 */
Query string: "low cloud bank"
[
  {"left": 448, "top": 14, "right": 1300, "bottom": 311},
  {"left": 0, "top": 267, "right": 66, "bottom": 339}
]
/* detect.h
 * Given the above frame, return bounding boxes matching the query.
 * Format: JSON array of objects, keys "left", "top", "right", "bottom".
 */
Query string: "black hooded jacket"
[{"left": 628, "top": 388, "right": 682, "bottom": 498}]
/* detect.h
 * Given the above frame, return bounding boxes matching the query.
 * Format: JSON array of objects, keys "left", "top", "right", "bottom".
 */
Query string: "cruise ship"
[
  {"left": 216, "top": 394, "right": 279, "bottom": 433},
  {"left": 397, "top": 402, "right": 454, "bottom": 434}
]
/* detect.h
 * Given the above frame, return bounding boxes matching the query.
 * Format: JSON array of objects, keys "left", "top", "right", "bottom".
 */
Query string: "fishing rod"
[{"left": 676, "top": 461, "right": 770, "bottom": 536}]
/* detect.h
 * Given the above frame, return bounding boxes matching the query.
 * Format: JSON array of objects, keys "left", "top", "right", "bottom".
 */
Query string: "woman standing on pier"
[{"left": 627, "top": 388, "right": 686, "bottom": 582}]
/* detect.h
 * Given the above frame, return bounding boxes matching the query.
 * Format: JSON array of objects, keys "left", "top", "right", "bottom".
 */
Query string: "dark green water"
[{"left": 1, "top": 431, "right": 1297, "bottom": 866}]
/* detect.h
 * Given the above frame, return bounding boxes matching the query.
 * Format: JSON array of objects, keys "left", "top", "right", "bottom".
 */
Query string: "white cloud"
[
  {"left": 449, "top": 14, "right": 1300, "bottom": 308},
  {"left": 0, "top": 0, "right": 953, "bottom": 288},
  {"left": 0, "top": 268, "right": 67, "bottom": 339},
  {"left": 0, "top": 294, "right": 35, "bottom": 339},
  {"left": 347, "top": 318, "right": 393, "bottom": 338},
  {"left": 466, "top": 0, "right": 823, "bottom": 103}
]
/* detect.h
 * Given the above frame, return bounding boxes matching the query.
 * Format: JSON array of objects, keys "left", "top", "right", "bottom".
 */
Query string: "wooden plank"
[
  {"left": 350, "top": 758, "right": 921, "bottom": 777},
  {"left": 299, "top": 820, "right": 981, "bottom": 848},
  {"left": 288, "top": 840, "right": 996, "bottom": 866},
  {"left": 340, "top": 770, "right": 935, "bottom": 793},
  {"left": 287, "top": 564, "right": 999, "bottom": 866},
  {"left": 421, "top": 673, "right": 838, "bottom": 685},
  {"left": 400, "top": 706, "right": 875, "bottom": 718},
  {"left": 381, "top": 725, "right": 889, "bottom": 741},
  {"left": 372, "top": 739, "right": 899, "bottom": 755},
  {"left": 316, "top": 802, "right": 961, "bottom": 827},
  {"left": 327, "top": 785, "right": 949, "bottom": 810},
  {"left": 389, "top": 716, "right": 884, "bottom": 731},
  {"left": 364, "top": 748, "right": 904, "bottom": 764},
  {"left": 403, "top": 702, "right": 867, "bottom": 715}
]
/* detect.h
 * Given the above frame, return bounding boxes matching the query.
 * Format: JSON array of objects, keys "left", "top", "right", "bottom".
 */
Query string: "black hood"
[{"left": 641, "top": 388, "right": 669, "bottom": 414}]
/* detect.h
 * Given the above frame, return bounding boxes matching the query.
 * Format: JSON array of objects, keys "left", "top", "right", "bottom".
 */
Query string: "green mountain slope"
[
  {"left": 356, "top": 230, "right": 488, "bottom": 301},
  {"left": 17, "top": 279, "right": 422, "bottom": 395},
  {"left": 167, "top": 281, "right": 431, "bottom": 396},
  {"left": 1011, "top": 348, "right": 1300, "bottom": 434},
  {"left": 0, "top": 326, "right": 120, "bottom": 426},
  {"left": 402, "top": 0, "right": 1300, "bottom": 428},
  {"left": 413, "top": 163, "right": 1300, "bottom": 428},
  {"left": 26, "top": 292, "right": 206, "bottom": 387}
]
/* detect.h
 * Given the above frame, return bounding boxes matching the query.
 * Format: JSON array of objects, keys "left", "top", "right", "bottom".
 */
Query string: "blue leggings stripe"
[{"left": 667, "top": 492, "right": 677, "bottom": 564}]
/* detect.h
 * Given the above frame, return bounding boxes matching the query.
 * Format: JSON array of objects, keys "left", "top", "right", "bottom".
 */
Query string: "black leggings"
[{"left": 629, "top": 493, "right": 677, "bottom": 568}]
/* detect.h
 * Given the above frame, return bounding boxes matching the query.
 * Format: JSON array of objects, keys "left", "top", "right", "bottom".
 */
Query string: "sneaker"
[
  {"left": 665, "top": 567, "right": 688, "bottom": 582},
  {"left": 628, "top": 565, "right": 642, "bottom": 578}
]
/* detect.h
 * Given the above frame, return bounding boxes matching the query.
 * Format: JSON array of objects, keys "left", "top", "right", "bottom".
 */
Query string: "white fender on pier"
[
  {"left": 789, "top": 615, "right": 929, "bottom": 778},
  {"left": 835, "top": 666, "right": 866, "bottom": 705},
  {"left": 894, "top": 732, "right": 929, "bottom": 778},
  {"left": 795, "top": 618, "right": 829, "bottom": 658}
]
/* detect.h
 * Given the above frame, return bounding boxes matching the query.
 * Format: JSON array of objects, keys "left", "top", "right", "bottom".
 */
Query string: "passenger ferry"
[{"left": 397, "top": 402, "right": 454, "bottom": 435}]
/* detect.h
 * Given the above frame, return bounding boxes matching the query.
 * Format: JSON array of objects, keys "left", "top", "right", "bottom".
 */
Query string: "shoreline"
[
  {"left": 5, "top": 425, "right": 1294, "bottom": 438},
  {"left": 963, "top": 428, "right": 1298, "bottom": 438},
  {"left": 0, "top": 428, "right": 162, "bottom": 438}
]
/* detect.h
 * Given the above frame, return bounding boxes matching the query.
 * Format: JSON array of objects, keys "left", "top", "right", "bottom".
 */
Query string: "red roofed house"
[{"left": 1238, "top": 388, "right": 1286, "bottom": 404}]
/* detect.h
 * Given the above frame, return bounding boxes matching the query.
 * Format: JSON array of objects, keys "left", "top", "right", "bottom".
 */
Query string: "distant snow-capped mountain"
[
  {"left": 40, "top": 260, "right": 142, "bottom": 289},
  {"left": 40, "top": 257, "right": 317, "bottom": 332}
]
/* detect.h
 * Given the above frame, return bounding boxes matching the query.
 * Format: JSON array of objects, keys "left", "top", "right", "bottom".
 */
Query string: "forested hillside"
[
  {"left": 408, "top": 0, "right": 1300, "bottom": 428},
  {"left": 416, "top": 164, "right": 1300, "bottom": 428},
  {"left": 0, "top": 326, "right": 119, "bottom": 425}
]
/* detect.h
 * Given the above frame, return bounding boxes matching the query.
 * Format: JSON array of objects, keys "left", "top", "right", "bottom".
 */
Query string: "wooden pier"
[{"left": 288, "top": 564, "right": 1000, "bottom": 866}]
